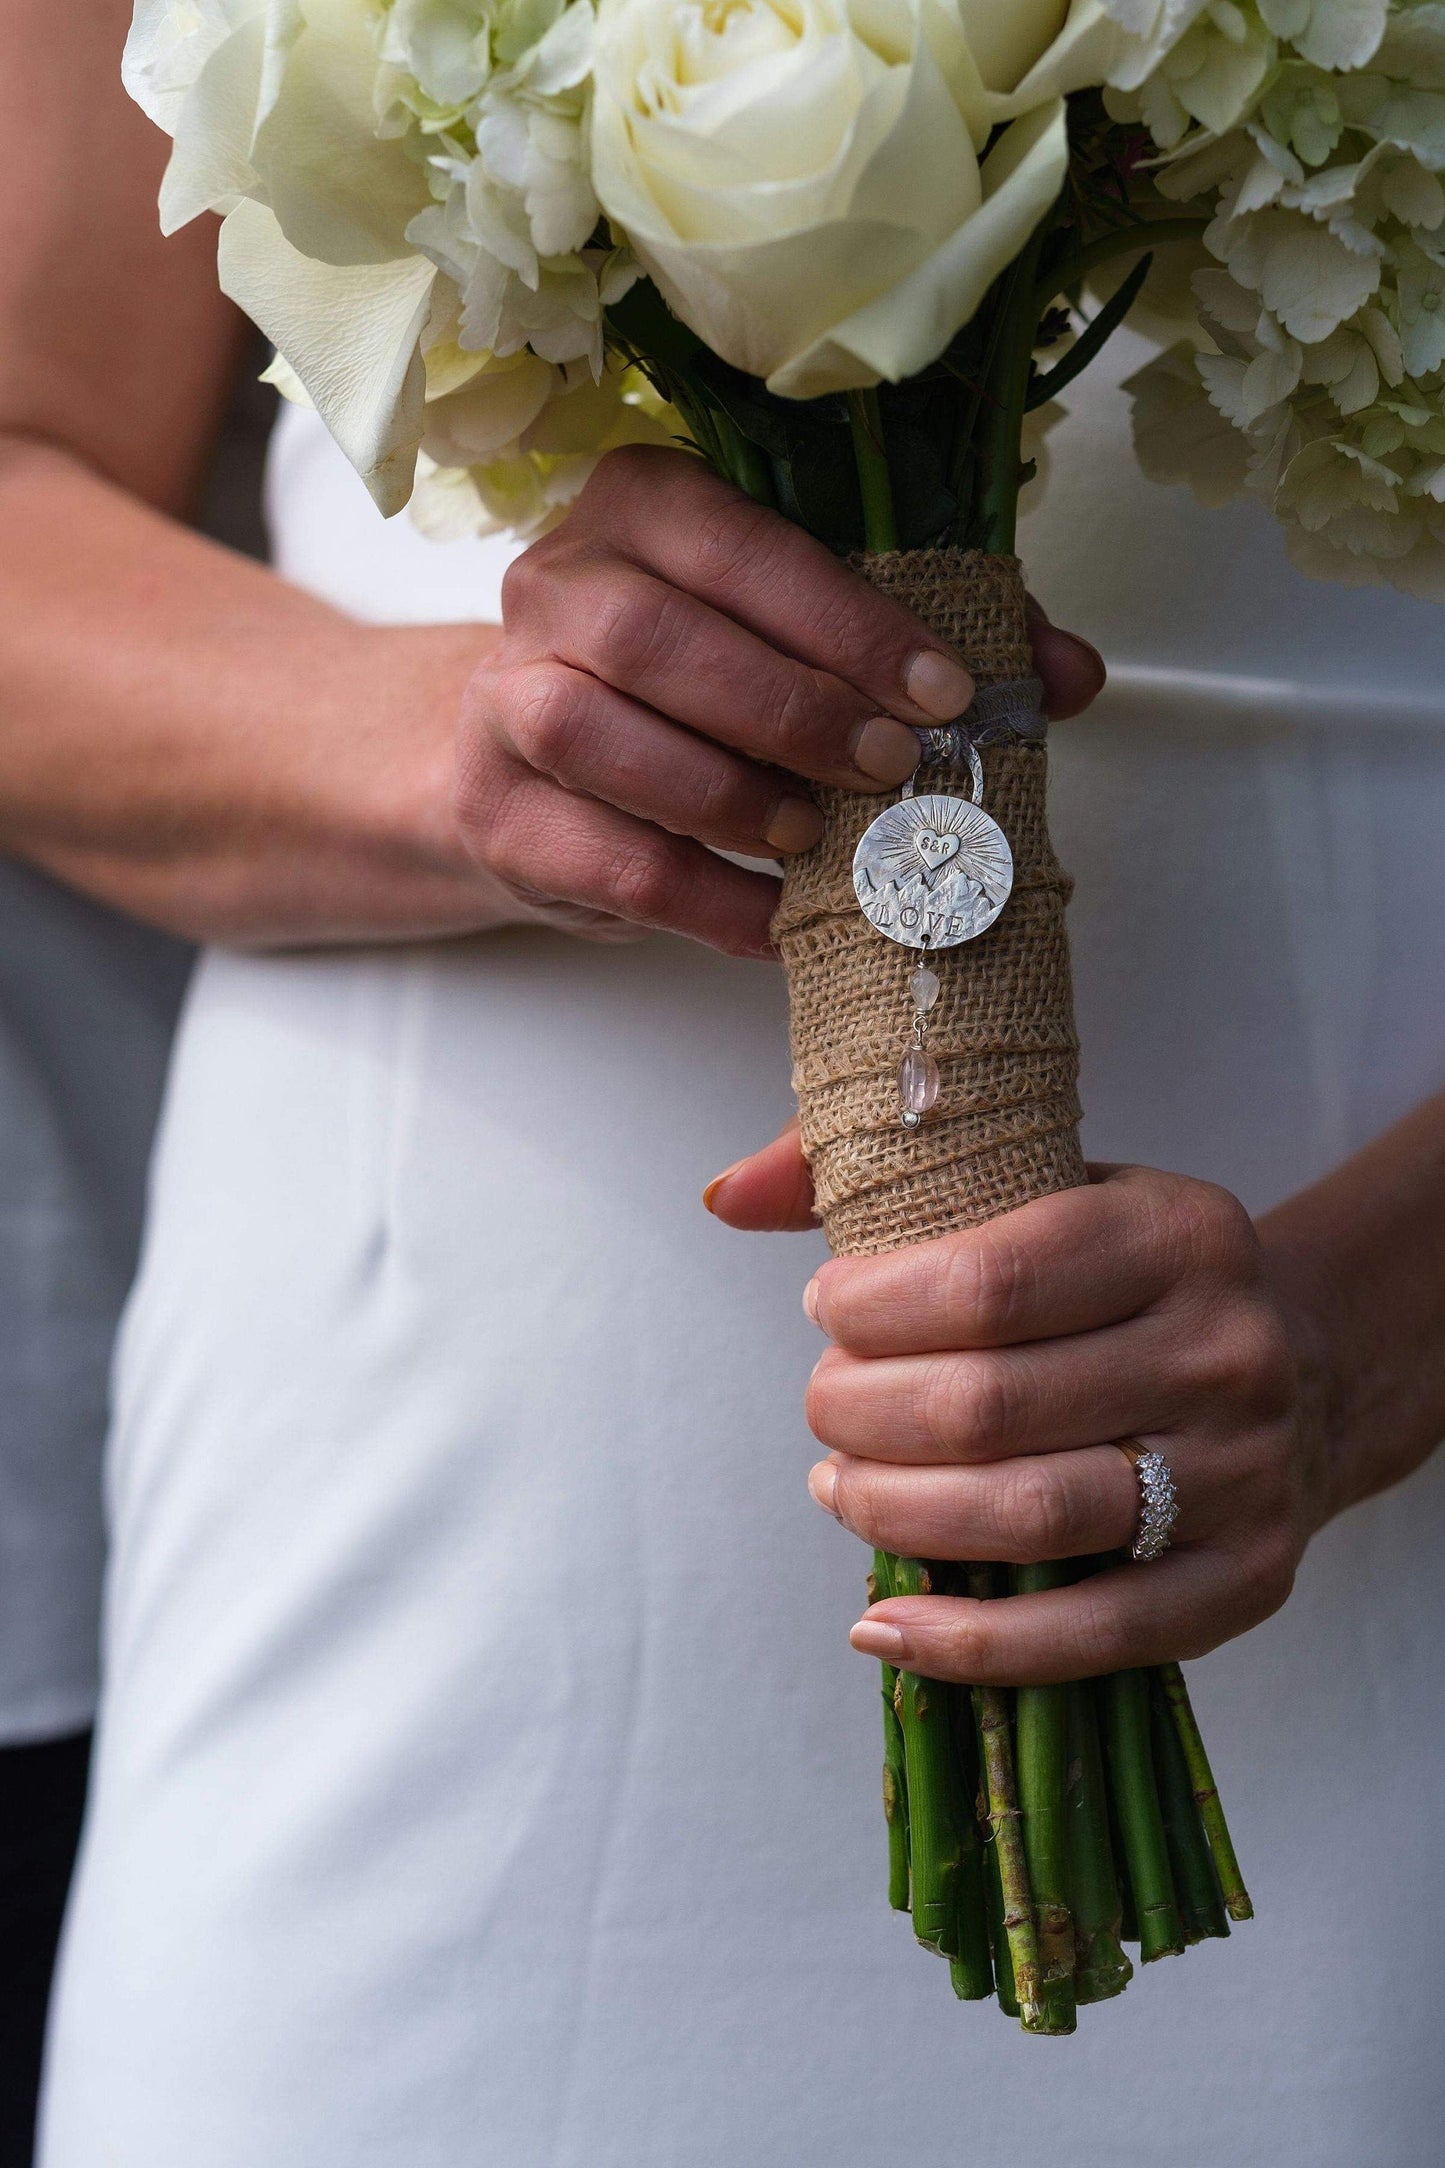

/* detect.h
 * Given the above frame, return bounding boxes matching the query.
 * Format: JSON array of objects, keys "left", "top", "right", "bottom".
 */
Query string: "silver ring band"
[{"left": 1120, "top": 1444, "right": 1178, "bottom": 1563}]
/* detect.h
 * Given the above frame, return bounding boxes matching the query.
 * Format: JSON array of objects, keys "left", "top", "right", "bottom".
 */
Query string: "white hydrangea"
[
  {"left": 1127, "top": 260, "right": 1445, "bottom": 593},
  {"left": 1117, "top": 0, "right": 1445, "bottom": 590},
  {"left": 1103, "top": 1, "right": 1278, "bottom": 145},
  {"left": 385, "top": 0, "right": 606, "bottom": 368},
  {"left": 409, "top": 358, "right": 679, "bottom": 539}
]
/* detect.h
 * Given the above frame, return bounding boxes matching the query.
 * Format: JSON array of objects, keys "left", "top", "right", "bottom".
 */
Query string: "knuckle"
[
  {"left": 499, "top": 545, "right": 546, "bottom": 627},
  {"left": 913, "top": 1354, "right": 985, "bottom": 1457},
  {"left": 941, "top": 1354, "right": 1023, "bottom": 1457},
  {"left": 1179, "top": 1180, "right": 1259, "bottom": 1277},
  {"left": 507, "top": 664, "right": 588, "bottom": 776},
  {"left": 999, "top": 1458, "right": 1077, "bottom": 1560},
  {"left": 579, "top": 442, "right": 667, "bottom": 522},
  {"left": 952, "top": 1601, "right": 997, "bottom": 1677},
  {"left": 771, "top": 667, "right": 839, "bottom": 757},
  {"left": 1189, "top": 1299, "right": 1295, "bottom": 1419},
  {"left": 592, "top": 441, "right": 653, "bottom": 489},
  {"left": 589, "top": 583, "right": 682, "bottom": 681},
  {"left": 692, "top": 758, "right": 752, "bottom": 841},
  {"left": 941, "top": 1230, "right": 1029, "bottom": 1345},
  {"left": 691, "top": 494, "right": 783, "bottom": 595},
  {"left": 799, "top": 575, "right": 886, "bottom": 666},
  {"left": 603, "top": 837, "right": 683, "bottom": 926},
  {"left": 1063, "top": 1582, "right": 1129, "bottom": 1674},
  {"left": 810, "top": 578, "right": 921, "bottom": 696}
]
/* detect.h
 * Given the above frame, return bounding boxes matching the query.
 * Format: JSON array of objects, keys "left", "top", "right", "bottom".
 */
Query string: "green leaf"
[
  {"left": 1025, "top": 252, "right": 1153, "bottom": 411},
  {"left": 776, "top": 437, "right": 865, "bottom": 551},
  {"left": 691, "top": 350, "right": 815, "bottom": 459}
]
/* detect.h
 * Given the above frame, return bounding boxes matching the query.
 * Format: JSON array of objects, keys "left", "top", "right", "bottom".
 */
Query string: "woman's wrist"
[
  {"left": 1255, "top": 1226, "right": 1354, "bottom": 1533},
  {"left": 1257, "top": 1088, "right": 1445, "bottom": 1529}
]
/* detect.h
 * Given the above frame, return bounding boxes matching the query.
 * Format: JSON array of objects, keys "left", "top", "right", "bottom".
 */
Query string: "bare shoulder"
[{"left": 0, "top": 0, "right": 242, "bottom": 510}]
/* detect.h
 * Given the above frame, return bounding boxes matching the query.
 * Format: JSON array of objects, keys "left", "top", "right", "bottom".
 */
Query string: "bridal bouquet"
[{"left": 127, "top": 0, "right": 1445, "bottom": 2033}]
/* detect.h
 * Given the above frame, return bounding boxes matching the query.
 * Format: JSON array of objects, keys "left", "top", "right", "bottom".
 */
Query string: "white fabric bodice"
[{"left": 40, "top": 340, "right": 1445, "bottom": 2167}]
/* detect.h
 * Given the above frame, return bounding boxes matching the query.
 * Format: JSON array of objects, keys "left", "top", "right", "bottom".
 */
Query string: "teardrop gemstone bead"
[
  {"left": 909, "top": 965, "right": 941, "bottom": 1015},
  {"left": 897, "top": 1048, "right": 940, "bottom": 1117}
]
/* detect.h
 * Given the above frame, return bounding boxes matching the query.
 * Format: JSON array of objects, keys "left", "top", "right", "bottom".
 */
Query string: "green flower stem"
[
  {"left": 979, "top": 1756, "right": 1021, "bottom": 2019},
  {"left": 1102, "top": 1669, "right": 1184, "bottom": 1964},
  {"left": 965, "top": 1565, "right": 1042, "bottom": 2026},
  {"left": 1106, "top": 1766, "right": 1140, "bottom": 1945},
  {"left": 1065, "top": 1682, "right": 1133, "bottom": 2004},
  {"left": 1158, "top": 1661, "right": 1254, "bottom": 1922},
  {"left": 1150, "top": 1675, "right": 1229, "bottom": 1944},
  {"left": 1033, "top": 217, "right": 1210, "bottom": 311},
  {"left": 724, "top": 419, "right": 777, "bottom": 508},
  {"left": 1012, "top": 1563, "right": 1076, "bottom": 2034},
  {"left": 891, "top": 1558, "right": 962, "bottom": 1958},
  {"left": 674, "top": 384, "right": 775, "bottom": 507},
  {"left": 870, "top": 1552, "right": 911, "bottom": 1914},
  {"left": 976, "top": 227, "right": 1049, "bottom": 555},
  {"left": 947, "top": 1679, "right": 995, "bottom": 2001},
  {"left": 846, "top": 388, "right": 899, "bottom": 553}
]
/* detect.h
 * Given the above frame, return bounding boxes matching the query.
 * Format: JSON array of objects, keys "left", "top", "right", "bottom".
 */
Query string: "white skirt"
[{"left": 39, "top": 366, "right": 1445, "bottom": 2167}]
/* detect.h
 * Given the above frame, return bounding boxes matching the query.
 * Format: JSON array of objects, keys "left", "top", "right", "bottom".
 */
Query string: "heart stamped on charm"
[{"left": 914, "top": 829, "right": 960, "bottom": 877}]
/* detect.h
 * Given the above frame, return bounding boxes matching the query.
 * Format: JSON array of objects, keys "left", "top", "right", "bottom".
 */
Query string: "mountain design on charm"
[{"left": 852, "top": 793, "right": 1014, "bottom": 951}]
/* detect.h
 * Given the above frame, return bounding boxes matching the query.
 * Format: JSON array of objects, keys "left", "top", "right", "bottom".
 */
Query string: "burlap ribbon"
[{"left": 773, "top": 549, "right": 1086, "bottom": 1259}]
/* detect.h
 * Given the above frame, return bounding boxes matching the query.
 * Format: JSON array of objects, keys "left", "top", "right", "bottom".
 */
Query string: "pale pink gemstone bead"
[
  {"left": 897, "top": 1047, "right": 940, "bottom": 1117},
  {"left": 909, "top": 965, "right": 941, "bottom": 1015}
]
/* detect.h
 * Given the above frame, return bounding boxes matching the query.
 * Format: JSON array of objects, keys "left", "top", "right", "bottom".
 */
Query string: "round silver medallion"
[{"left": 852, "top": 792, "right": 1013, "bottom": 950}]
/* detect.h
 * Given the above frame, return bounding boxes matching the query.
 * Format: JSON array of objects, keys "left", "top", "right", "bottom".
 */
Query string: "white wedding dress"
[{"left": 39, "top": 336, "right": 1445, "bottom": 2166}]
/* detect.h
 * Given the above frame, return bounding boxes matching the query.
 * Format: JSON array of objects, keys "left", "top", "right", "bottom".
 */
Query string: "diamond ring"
[{"left": 1118, "top": 1443, "right": 1179, "bottom": 1564}]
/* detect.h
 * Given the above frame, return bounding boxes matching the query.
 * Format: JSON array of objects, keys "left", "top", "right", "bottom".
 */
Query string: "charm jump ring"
[{"left": 1117, "top": 1442, "right": 1179, "bottom": 1564}]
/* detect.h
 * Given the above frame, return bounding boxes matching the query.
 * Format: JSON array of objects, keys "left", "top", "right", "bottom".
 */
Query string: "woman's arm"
[
  {"left": 1261, "top": 1087, "right": 1445, "bottom": 1522},
  {"left": 708, "top": 1093, "right": 1445, "bottom": 1682},
  {"left": 0, "top": 434, "right": 509, "bottom": 943},
  {"left": 0, "top": 0, "right": 505, "bottom": 944},
  {"left": 2, "top": 0, "right": 1104, "bottom": 953}
]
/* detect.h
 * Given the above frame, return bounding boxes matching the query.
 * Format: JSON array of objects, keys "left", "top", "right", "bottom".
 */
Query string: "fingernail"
[
  {"left": 807, "top": 1460, "right": 839, "bottom": 1515},
  {"left": 763, "top": 796, "right": 823, "bottom": 854},
  {"left": 702, "top": 1159, "right": 743, "bottom": 1214},
  {"left": 905, "top": 649, "right": 975, "bottom": 722},
  {"left": 851, "top": 1619, "right": 908, "bottom": 1659},
  {"left": 802, "top": 1274, "right": 820, "bottom": 1324},
  {"left": 852, "top": 716, "right": 919, "bottom": 786}
]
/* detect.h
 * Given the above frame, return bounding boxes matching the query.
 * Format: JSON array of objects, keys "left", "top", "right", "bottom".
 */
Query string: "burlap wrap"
[{"left": 773, "top": 549, "right": 1086, "bottom": 1258}]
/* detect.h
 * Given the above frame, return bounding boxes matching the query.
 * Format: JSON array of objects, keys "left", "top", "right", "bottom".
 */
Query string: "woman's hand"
[
  {"left": 713, "top": 1151, "right": 1330, "bottom": 1684},
  {"left": 452, "top": 445, "right": 1105, "bottom": 956}
]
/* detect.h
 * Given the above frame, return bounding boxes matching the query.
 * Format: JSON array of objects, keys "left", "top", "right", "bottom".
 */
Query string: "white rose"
[
  {"left": 126, "top": 0, "right": 432, "bottom": 259},
  {"left": 217, "top": 199, "right": 439, "bottom": 511},
  {"left": 123, "top": 0, "right": 262, "bottom": 133},
  {"left": 590, "top": 0, "right": 1123, "bottom": 398}
]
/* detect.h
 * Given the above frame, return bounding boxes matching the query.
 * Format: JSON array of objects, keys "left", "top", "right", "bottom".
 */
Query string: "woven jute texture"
[{"left": 773, "top": 549, "right": 1086, "bottom": 1259}]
